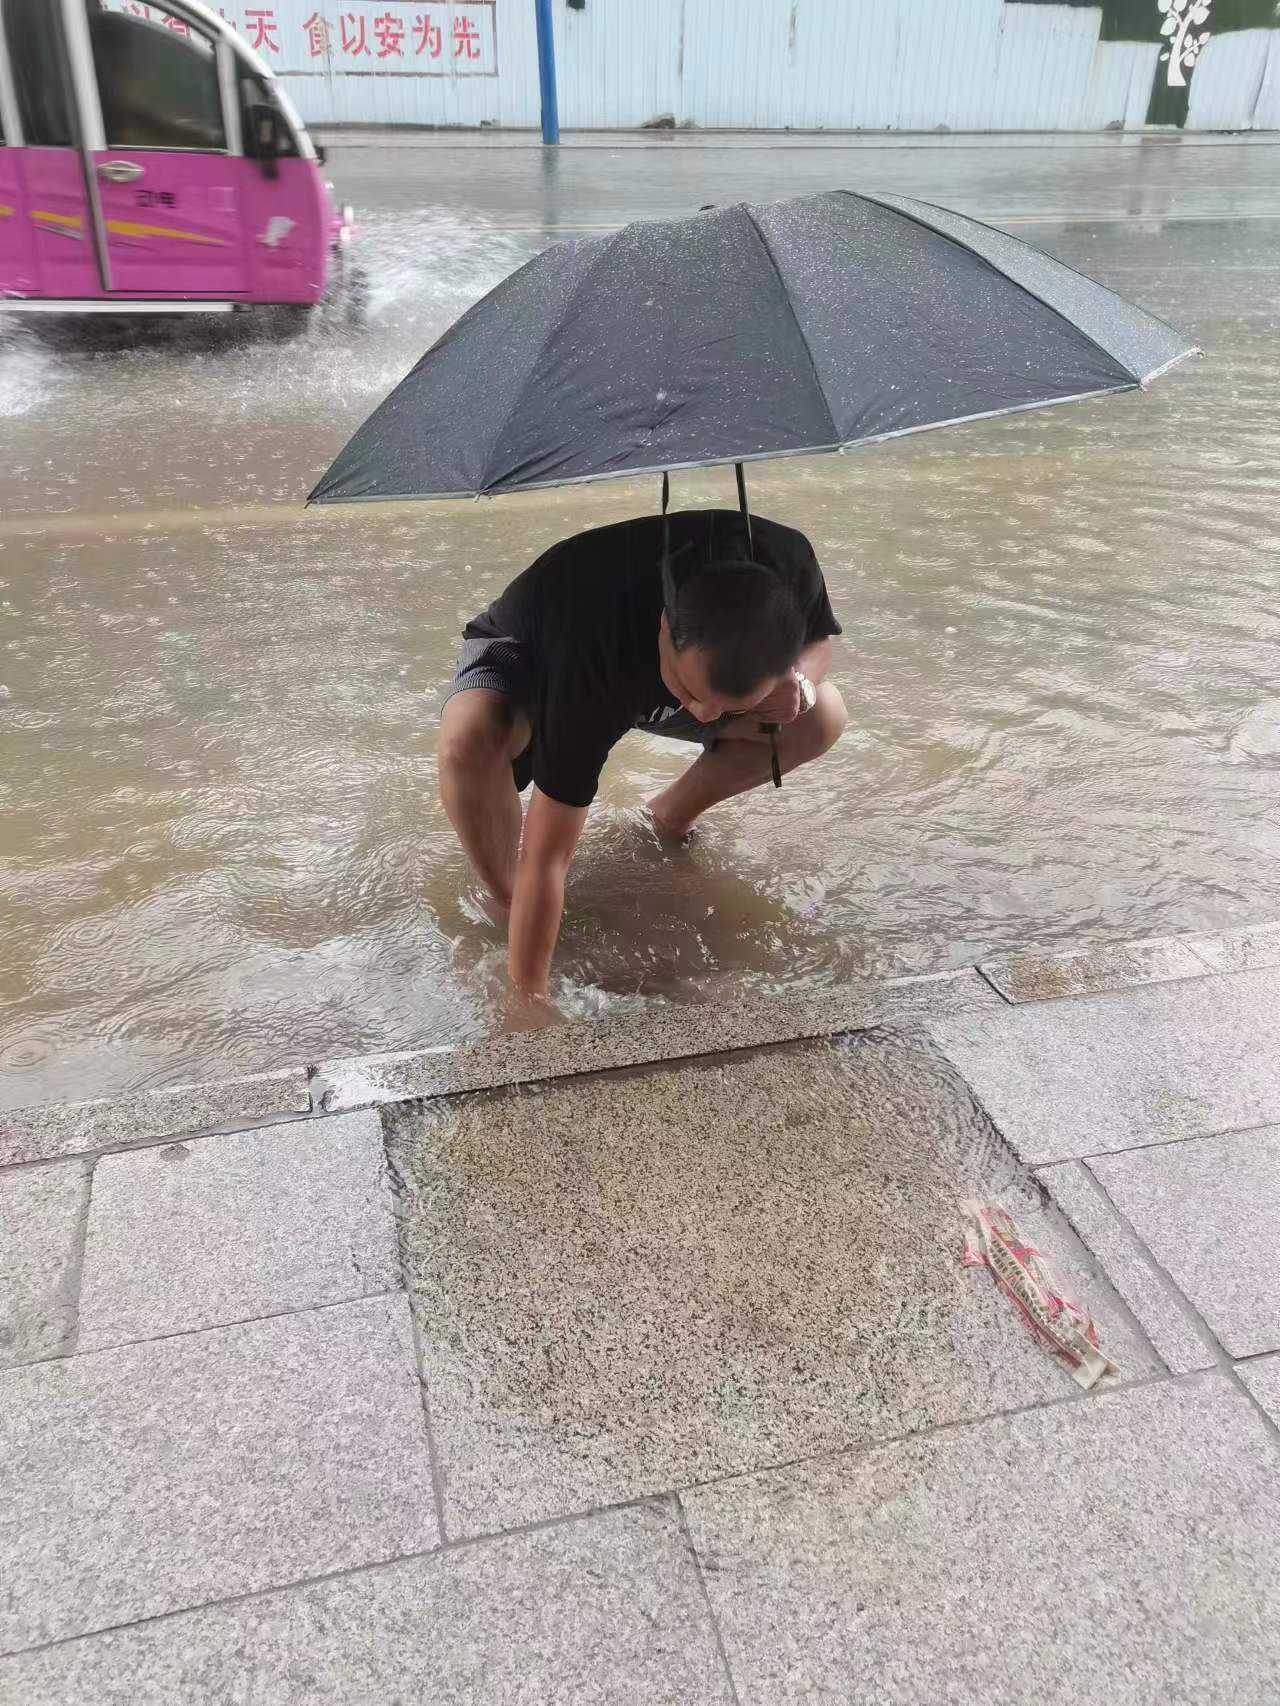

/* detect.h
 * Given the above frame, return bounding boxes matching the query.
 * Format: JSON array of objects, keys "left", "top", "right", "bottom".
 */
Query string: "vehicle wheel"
[{"left": 262, "top": 302, "right": 315, "bottom": 341}]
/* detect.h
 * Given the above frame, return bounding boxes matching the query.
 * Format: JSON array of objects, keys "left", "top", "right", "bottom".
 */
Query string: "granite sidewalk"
[{"left": 3, "top": 920, "right": 1280, "bottom": 1703}]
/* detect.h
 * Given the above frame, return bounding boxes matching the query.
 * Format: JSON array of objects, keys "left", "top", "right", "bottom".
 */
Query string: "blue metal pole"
[{"left": 534, "top": 0, "right": 560, "bottom": 145}]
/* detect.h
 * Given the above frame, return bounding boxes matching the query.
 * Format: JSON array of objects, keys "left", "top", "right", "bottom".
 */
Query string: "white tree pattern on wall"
[{"left": 1157, "top": 0, "right": 1212, "bottom": 86}]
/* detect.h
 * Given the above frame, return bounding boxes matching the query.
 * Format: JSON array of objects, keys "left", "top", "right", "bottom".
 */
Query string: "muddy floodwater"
[{"left": 2, "top": 135, "right": 1279, "bottom": 1107}]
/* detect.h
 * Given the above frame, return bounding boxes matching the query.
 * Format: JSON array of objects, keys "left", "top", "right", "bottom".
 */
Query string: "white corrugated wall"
[
  {"left": 1186, "top": 29, "right": 1275, "bottom": 130},
  {"left": 1081, "top": 41, "right": 1162, "bottom": 131},
  {"left": 217, "top": 0, "right": 1279, "bottom": 131}
]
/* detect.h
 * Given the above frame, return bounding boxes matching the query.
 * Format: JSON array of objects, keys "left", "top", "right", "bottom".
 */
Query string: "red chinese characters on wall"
[
  {"left": 261, "top": 5, "right": 497, "bottom": 71},
  {"left": 372, "top": 11, "right": 406, "bottom": 56},
  {"left": 108, "top": 3, "right": 498, "bottom": 75},
  {"left": 338, "top": 11, "right": 369, "bottom": 54},
  {"left": 414, "top": 13, "right": 443, "bottom": 58},
  {"left": 243, "top": 7, "right": 280, "bottom": 51},
  {"left": 452, "top": 14, "right": 481, "bottom": 58},
  {"left": 301, "top": 10, "right": 334, "bottom": 55}
]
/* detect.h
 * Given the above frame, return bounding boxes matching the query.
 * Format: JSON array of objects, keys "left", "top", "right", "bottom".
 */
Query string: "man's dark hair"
[{"left": 667, "top": 561, "right": 806, "bottom": 697}]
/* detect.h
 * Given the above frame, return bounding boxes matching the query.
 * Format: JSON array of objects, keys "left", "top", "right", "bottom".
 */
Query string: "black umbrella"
[
  {"left": 308, "top": 188, "right": 1196, "bottom": 505},
  {"left": 309, "top": 189, "right": 1195, "bottom": 787}
]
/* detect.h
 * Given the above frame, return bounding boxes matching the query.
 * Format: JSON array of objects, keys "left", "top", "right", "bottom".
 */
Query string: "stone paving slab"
[
  {"left": 1187, "top": 922, "right": 1280, "bottom": 975},
  {"left": 315, "top": 968, "right": 1003, "bottom": 1112},
  {"left": 931, "top": 966, "right": 1280, "bottom": 1163},
  {"left": 0, "top": 1162, "right": 88, "bottom": 1369},
  {"left": 0, "top": 1068, "right": 311, "bottom": 1167},
  {"left": 1238, "top": 1355, "right": 1280, "bottom": 1430},
  {"left": 387, "top": 1029, "right": 1156, "bottom": 1538},
  {"left": 978, "top": 936, "right": 1206, "bottom": 1003},
  {"left": 1089, "top": 1126, "right": 1280, "bottom": 1360},
  {"left": 76, "top": 1113, "right": 398, "bottom": 1351},
  {"left": 1036, "top": 1160, "right": 1218, "bottom": 1374},
  {"left": 0, "top": 1294, "right": 437, "bottom": 1653},
  {"left": 682, "top": 1375, "right": 1280, "bottom": 1706},
  {"left": 0, "top": 1503, "right": 729, "bottom": 1705}
]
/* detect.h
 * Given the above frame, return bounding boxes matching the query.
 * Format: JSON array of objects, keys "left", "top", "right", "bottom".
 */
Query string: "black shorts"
[{"left": 441, "top": 635, "right": 745, "bottom": 792}]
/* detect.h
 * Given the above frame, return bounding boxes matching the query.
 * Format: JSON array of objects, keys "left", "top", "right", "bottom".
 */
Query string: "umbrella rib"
[
  {"left": 474, "top": 229, "right": 627, "bottom": 496},
  {"left": 740, "top": 205, "right": 841, "bottom": 449},
  {"left": 848, "top": 188, "right": 1190, "bottom": 385},
  {"left": 860, "top": 189, "right": 1196, "bottom": 365}
]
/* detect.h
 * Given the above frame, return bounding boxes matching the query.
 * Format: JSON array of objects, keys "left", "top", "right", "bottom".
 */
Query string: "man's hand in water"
[
  {"left": 751, "top": 671, "right": 804, "bottom": 725},
  {"left": 504, "top": 985, "right": 567, "bottom": 1032}
]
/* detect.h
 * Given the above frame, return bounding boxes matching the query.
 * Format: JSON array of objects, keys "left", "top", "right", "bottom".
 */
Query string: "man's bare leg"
[
  {"left": 648, "top": 684, "right": 847, "bottom": 838},
  {"left": 438, "top": 689, "right": 532, "bottom": 909}
]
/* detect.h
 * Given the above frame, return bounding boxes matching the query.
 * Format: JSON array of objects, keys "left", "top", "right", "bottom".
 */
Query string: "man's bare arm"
[
  {"left": 751, "top": 638, "right": 836, "bottom": 724},
  {"left": 508, "top": 786, "right": 588, "bottom": 996},
  {"left": 799, "top": 636, "right": 833, "bottom": 686}
]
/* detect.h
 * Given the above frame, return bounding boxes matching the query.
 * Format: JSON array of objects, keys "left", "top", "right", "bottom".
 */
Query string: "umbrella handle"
[{"left": 761, "top": 722, "right": 782, "bottom": 788}]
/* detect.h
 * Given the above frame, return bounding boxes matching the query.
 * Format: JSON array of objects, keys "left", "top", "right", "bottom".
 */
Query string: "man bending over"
[{"left": 438, "top": 507, "right": 846, "bottom": 1002}]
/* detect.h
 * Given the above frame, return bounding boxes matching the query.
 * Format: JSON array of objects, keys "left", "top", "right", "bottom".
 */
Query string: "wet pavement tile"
[
  {"left": 1237, "top": 1355, "right": 1280, "bottom": 1430},
  {"left": 0, "top": 1503, "right": 729, "bottom": 1705},
  {"left": 0, "top": 1161, "right": 88, "bottom": 1369},
  {"left": 1036, "top": 1161, "right": 1218, "bottom": 1374},
  {"left": 978, "top": 936, "right": 1206, "bottom": 1003},
  {"left": 314, "top": 969, "right": 1003, "bottom": 1111},
  {"left": 1088, "top": 1126, "right": 1280, "bottom": 1360},
  {"left": 76, "top": 1113, "right": 398, "bottom": 1351},
  {"left": 0, "top": 1294, "right": 437, "bottom": 1653},
  {"left": 1187, "top": 923, "right": 1280, "bottom": 976},
  {"left": 386, "top": 1029, "right": 1157, "bottom": 1537},
  {"left": 0, "top": 1069, "right": 312, "bottom": 1167},
  {"left": 931, "top": 967, "right": 1280, "bottom": 1163},
  {"left": 682, "top": 1375, "right": 1280, "bottom": 1706}
]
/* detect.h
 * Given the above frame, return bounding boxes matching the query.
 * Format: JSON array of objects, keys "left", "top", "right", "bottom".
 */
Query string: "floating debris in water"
[{"left": 960, "top": 1200, "right": 1118, "bottom": 1390}]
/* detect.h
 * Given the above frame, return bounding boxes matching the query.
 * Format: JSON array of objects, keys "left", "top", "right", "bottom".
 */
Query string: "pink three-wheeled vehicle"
[{"left": 0, "top": 0, "right": 359, "bottom": 323}]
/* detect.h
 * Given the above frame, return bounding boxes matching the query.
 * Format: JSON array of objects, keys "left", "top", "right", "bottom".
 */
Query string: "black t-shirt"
[{"left": 463, "top": 509, "right": 842, "bottom": 808}]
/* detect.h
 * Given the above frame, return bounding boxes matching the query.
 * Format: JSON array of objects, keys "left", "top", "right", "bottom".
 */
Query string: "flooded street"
[{"left": 3, "top": 134, "right": 1279, "bottom": 1107}]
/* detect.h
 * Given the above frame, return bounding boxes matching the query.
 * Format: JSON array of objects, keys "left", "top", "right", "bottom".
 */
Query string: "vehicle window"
[
  {"left": 3, "top": 0, "right": 75, "bottom": 146},
  {"left": 86, "top": 1, "right": 225, "bottom": 150},
  {"left": 238, "top": 70, "right": 298, "bottom": 160}
]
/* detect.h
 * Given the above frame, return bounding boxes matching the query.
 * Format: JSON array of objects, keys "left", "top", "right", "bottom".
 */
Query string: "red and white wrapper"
[{"left": 961, "top": 1200, "right": 1118, "bottom": 1390}]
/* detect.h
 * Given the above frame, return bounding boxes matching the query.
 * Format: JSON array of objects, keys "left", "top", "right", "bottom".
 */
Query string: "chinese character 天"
[{"left": 243, "top": 7, "right": 279, "bottom": 51}]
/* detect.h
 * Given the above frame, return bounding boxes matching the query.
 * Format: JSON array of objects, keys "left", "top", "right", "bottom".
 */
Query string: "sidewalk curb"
[{"left": 3, "top": 921, "right": 1277, "bottom": 1165}]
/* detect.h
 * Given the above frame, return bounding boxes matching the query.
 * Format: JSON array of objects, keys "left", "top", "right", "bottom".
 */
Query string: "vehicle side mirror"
[
  {"left": 314, "top": 143, "right": 327, "bottom": 166},
  {"left": 245, "top": 102, "right": 281, "bottom": 178}
]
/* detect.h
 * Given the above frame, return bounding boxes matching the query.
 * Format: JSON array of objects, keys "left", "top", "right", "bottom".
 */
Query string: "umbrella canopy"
[{"left": 309, "top": 189, "right": 1196, "bottom": 506}]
